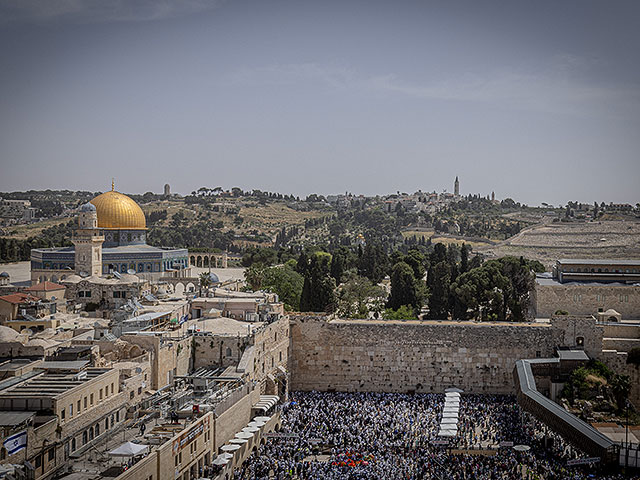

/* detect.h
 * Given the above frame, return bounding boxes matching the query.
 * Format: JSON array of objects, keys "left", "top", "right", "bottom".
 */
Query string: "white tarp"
[
  {"left": 235, "top": 431, "right": 253, "bottom": 439},
  {"left": 109, "top": 442, "right": 149, "bottom": 457},
  {"left": 442, "top": 412, "right": 459, "bottom": 418},
  {"left": 221, "top": 444, "right": 241, "bottom": 452},
  {"left": 445, "top": 387, "right": 464, "bottom": 393},
  {"left": 212, "top": 457, "right": 229, "bottom": 465},
  {"left": 440, "top": 418, "right": 458, "bottom": 425},
  {"left": 438, "top": 430, "right": 457, "bottom": 437}
]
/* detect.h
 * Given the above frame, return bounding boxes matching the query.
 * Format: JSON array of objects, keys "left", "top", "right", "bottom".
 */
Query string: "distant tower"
[
  {"left": 164, "top": 184, "right": 170, "bottom": 196},
  {"left": 491, "top": 191, "right": 495, "bottom": 202},
  {"left": 454, "top": 176, "right": 459, "bottom": 196},
  {"left": 72, "top": 203, "right": 104, "bottom": 276}
]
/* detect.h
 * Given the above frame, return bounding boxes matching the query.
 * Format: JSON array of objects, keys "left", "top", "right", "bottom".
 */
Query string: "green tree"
[
  {"left": 387, "top": 261, "right": 422, "bottom": 312},
  {"left": 357, "top": 242, "right": 388, "bottom": 283},
  {"left": 299, "top": 252, "right": 337, "bottom": 312},
  {"left": 261, "top": 262, "right": 304, "bottom": 310},
  {"left": 244, "top": 266, "right": 265, "bottom": 291},
  {"left": 427, "top": 261, "right": 451, "bottom": 319},
  {"left": 337, "top": 275, "right": 385, "bottom": 319},
  {"left": 198, "top": 272, "right": 212, "bottom": 297},
  {"left": 403, "top": 249, "right": 426, "bottom": 280},
  {"left": 383, "top": 305, "right": 417, "bottom": 320}
]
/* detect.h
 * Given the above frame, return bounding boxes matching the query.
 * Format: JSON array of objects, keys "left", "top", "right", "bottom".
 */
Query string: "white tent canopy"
[
  {"left": 235, "top": 431, "right": 253, "bottom": 439},
  {"left": 212, "top": 457, "right": 229, "bottom": 466},
  {"left": 445, "top": 387, "right": 464, "bottom": 393},
  {"left": 445, "top": 392, "right": 460, "bottom": 397},
  {"left": 109, "top": 442, "right": 149, "bottom": 457},
  {"left": 442, "top": 412, "right": 459, "bottom": 418},
  {"left": 438, "top": 430, "right": 457, "bottom": 437},
  {"left": 221, "top": 444, "right": 241, "bottom": 452},
  {"left": 440, "top": 418, "right": 458, "bottom": 425}
]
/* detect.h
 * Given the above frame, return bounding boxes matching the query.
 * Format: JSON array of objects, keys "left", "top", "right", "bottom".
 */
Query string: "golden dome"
[{"left": 90, "top": 190, "right": 146, "bottom": 230}]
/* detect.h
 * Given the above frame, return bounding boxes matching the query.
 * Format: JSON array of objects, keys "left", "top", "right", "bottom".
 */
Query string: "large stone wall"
[
  {"left": 290, "top": 318, "right": 564, "bottom": 394},
  {"left": 534, "top": 283, "right": 640, "bottom": 320}
]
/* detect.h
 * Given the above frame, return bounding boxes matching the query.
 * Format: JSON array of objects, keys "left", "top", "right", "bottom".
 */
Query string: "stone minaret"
[
  {"left": 72, "top": 203, "right": 104, "bottom": 276},
  {"left": 454, "top": 176, "right": 459, "bottom": 196}
]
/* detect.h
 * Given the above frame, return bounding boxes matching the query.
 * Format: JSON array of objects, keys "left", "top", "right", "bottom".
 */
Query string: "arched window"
[
  {"left": 226, "top": 347, "right": 232, "bottom": 357},
  {"left": 576, "top": 336, "right": 584, "bottom": 347}
]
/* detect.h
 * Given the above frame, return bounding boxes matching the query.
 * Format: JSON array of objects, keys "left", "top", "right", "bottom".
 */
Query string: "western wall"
[{"left": 289, "top": 316, "right": 572, "bottom": 394}]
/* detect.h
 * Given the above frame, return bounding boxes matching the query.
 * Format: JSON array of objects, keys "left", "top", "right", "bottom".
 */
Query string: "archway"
[
  {"left": 196, "top": 256, "right": 202, "bottom": 268},
  {"left": 186, "top": 282, "right": 196, "bottom": 293},
  {"left": 174, "top": 283, "right": 185, "bottom": 296},
  {"left": 190, "top": 256, "right": 196, "bottom": 266},
  {"left": 203, "top": 256, "right": 209, "bottom": 268}
]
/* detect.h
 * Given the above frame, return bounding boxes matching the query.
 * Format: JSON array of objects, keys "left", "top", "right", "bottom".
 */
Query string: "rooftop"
[
  {"left": 0, "top": 368, "right": 112, "bottom": 399},
  {"left": 0, "top": 292, "right": 41, "bottom": 304},
  {"left": 0, "top": 411, "right": 35, "bottom": 427},
  {"left": 25, "top": 281, "right": 66, "bottom": 292},
  {"left": 558, "top": 259, "right": 640, "bottom": 266}
]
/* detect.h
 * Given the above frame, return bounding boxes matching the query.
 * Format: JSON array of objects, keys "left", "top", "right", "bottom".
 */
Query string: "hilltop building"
[
  {"left": 30, "top": 184, "right": 189, "bottom": 284},
  {"left": 533, "top": 259, "right": 640, "bottom": 319}
]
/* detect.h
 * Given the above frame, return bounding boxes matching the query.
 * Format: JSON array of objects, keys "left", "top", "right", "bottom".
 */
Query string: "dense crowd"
[{"left": 232, "top": 391, "right": 636, "bottom": 480}]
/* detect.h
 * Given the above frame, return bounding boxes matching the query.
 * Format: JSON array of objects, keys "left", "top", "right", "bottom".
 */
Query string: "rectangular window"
[
  {"left": 61, "top": 408, "right": 65, "bottom": 420},
  {"left": 111, "top": 383, "right": 114, "bottom": 394},
  {"left": 84, "top": 397, "right": 87, "bottom": 409},
  {"left": 90, "top": 393, "right": 94, "bottom": 405},
  {"left": 78, "top": 291, "right": 84, "bottom": 298},
  {"left": 99, "top": 388, "right": 103, "bottom": 400},
  {"left": 77, "top": 400, "right": 81, "bottom": 412},
  {"left": 48, "top": 449, "right": 54, "bottom": 461},
  {"left": 69, "top": 404, "right": 73, "bottom": 416}
]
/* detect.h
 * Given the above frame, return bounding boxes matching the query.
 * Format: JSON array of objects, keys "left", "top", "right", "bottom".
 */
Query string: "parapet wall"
[{"left": 290, "top": 318, "right": 564, "bottom": 394}]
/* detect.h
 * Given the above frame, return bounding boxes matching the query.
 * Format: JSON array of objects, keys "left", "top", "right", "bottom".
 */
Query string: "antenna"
[{"left": 111, "top": 178, "right": 115, "bottom": 191}]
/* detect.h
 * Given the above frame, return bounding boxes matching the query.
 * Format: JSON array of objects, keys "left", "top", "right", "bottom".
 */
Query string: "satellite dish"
[{"left": 127, "top": 269, "right": 136, "bottom": 275}]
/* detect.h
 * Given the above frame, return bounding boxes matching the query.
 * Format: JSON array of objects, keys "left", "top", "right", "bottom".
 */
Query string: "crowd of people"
[{"left": 232, "top": 391, "right": 635, "bottom": 480}]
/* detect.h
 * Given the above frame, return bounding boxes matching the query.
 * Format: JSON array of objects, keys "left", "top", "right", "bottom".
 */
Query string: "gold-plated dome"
[{"left": 90, "top": 190, "right": 146, "bottom": 230}]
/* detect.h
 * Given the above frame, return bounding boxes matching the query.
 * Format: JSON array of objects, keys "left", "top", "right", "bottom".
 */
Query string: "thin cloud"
[
  {"left": 0, "top": 0, "right": 223, "bottom": 25},
  {"left": 225, "top": 61, "right": 639, "bottom": 116},
  {"left": 224, "top": 63, "right": 356, "bottom": 89}
]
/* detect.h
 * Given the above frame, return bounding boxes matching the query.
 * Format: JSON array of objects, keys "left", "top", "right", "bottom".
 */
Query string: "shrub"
[{"left": 627, "top": 347, "right": 640, "bottom": 366}]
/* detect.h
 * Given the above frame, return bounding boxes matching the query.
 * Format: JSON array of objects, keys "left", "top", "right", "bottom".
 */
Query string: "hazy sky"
[{"left": 0, "top": 0, "right": 639, "bottom": 206}]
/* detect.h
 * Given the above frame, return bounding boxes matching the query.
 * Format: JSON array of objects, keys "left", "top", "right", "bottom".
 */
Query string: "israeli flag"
[{"left": 3, "top": 430, "right": 27, "bottom": 455}]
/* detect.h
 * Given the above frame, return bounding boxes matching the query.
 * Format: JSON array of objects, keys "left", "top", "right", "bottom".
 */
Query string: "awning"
[
  {"left": 445, "top": 387, "right": 464, "bottom": 393},
  {"left": 229, "top": 438, "right": 248, "bottom": 444},
  {"left": 108, "top": 442, "right": 148, "bottom": 457},
  {"left": 253, "top": 395, "right": 279, "bottom": 412},
  {"left": 254, "top": 416, "right": 271, "bottom": 422},
  {"left": 243, "top": 426, "right": 259, "bottom": 433},
  {"left": 235, "top": 431, "right": 253, "bottom": 439},
  {"left": 220, "top": 444, "right": 241, "bottom": 452},
  {"left": 212, "top": 457, "right": 229, "bottom": 466}
]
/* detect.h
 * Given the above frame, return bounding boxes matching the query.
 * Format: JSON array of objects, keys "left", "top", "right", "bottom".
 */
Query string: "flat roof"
[
  {"left": 39, "top": 361, "right": 90, "bottom": 371},
  {"left": 0, "top": 411, "right": 35, "bottom": 426},
  {"left": 0, "top": 368, "right": 112, "bottom": 399},
  {"left": 535, "top": 277, "right": 635, "bottom": 287},
  {"left": 557, "top": 349, "right": 590, "bottom": 361},
  {"left": 558, "top": 259, "right": 640, "bottom": 266}
]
